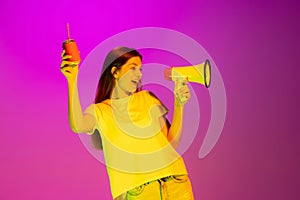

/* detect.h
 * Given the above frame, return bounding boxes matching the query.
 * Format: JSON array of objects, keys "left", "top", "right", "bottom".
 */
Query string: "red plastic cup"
[{"left": 62, "top": 39, "right": 81, "bottom": 62}]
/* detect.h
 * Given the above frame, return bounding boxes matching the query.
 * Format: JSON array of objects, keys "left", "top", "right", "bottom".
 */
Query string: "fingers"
[
  {"left": 60, "top": 60, "right": 80, "bottom": 68},
  {"left": 61, "top": 50, "right": 81, "bottom": 67},
  {"left": 61, "top": 50, "right": 75, "bottom": 60},
  {"left": 61, "top": 50, "right": 65, "bottom": 58},
  {"left": 177, "top": 84, "right": 189, "bottom": 94},
  {"left": 60, "top": 50, "right": 80, "bottom": 80},
  {"left": 60, "top": 64, "right": 78, "bottom": 77},
  {"left": 174, "top": 78, "right": 191, "bottom": 104},
  {"left": 62, "top": 54, "right": 72, "bottom": 60},
  {"left": 176, "top": 86, "right": 190, "bottom": 103}
]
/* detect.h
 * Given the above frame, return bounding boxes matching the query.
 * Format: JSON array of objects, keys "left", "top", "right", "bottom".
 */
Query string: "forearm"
[
  {"left": 67, "top": 77, "right": 95, "bottom": 133},
  {"left": 167, "top": 78, "right": 190, "bottom": 148},
  {"left": 167, "top": 102, "right": 185, "bottom": 149}
]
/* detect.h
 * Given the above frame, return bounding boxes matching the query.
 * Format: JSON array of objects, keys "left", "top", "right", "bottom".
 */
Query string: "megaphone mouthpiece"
[{"left": 164, "top": 68, "right": 173, "bottom": 81}]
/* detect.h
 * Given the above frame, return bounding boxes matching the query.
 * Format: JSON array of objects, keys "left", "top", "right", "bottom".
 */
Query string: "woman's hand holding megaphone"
[{"left": 174, "top": 78, "right": 191, "bottom": 106}]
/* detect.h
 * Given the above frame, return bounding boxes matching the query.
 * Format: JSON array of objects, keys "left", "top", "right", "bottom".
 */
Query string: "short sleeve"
[
  {"left": 84, "top": 104, "right": 99, "bottom": 134},
  {"left": 147, "top": 91, "right": 169, "bottom": 117}
]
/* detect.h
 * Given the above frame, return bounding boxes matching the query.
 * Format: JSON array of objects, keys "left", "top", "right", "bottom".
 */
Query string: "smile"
[{"left": 131, "top": 80, "right": 139, "bottom": 84}]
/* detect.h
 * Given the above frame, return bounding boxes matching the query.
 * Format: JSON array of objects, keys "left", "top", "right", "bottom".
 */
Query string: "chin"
[
  {"left": 130, "top": 89, "right": 137, "bottom": 93},
  {"left": 129, "top": 87, "right": 138, "bottom": 93}
]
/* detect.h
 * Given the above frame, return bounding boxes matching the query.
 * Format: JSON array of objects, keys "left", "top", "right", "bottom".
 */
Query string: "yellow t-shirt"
[{"left": 85, "top": 90, "right": 188, "bottom": 198}]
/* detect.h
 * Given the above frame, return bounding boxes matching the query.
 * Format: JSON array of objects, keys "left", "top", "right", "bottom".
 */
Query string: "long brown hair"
[
  {"left": 91, "top": 47, "right": 143, "bottom": 149},
  {"left": 94, "top": 46, "right": 143, "bottom": 103}
]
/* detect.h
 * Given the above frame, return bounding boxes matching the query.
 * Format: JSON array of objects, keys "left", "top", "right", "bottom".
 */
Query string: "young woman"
[{"left": 60, "top": 46, "right": 194, "bottom": 200}]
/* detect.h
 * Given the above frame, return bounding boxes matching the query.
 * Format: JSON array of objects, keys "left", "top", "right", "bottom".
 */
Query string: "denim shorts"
[{"left": 114, "top": 174, "right": 194, "bottom": 200}]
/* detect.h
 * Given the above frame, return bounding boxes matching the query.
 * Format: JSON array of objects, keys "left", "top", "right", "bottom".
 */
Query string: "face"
[{"left": 113, "top": 56, "right": 143, "bottom": 98}]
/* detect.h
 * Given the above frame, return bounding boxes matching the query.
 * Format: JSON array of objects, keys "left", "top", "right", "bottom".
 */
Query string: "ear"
[{"left": 111, "top": 67, "right": 119, "bottom": 79}]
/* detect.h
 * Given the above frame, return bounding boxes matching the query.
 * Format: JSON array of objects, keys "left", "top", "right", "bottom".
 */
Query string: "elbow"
[
  {"left": 70, "top": 125, "right": 85, "bottom": 134},
  {"left": 69, "top": 119, "right": 91, "bottom": 134},
  {"left": 70, "top": 125, "right": 94, "bottom": 135},
  {"left": 69, "top": 115, "right": 96, "bottom": 134},
  {"left": 170, "top": 141, "right": 179, "bottom": 149},
  {"left": 168, "top": 137, "right": 180, "bottom": 149},
  {"left": 71, "top": 127, "right": 81, "bottom": 134}
]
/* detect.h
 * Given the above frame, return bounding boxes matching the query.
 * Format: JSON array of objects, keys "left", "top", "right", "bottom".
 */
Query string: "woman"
[{"left": 61, "top": 46, "right": 194, "bottom": 200}]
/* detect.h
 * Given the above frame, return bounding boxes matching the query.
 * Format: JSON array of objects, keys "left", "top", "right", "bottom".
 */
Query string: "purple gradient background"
[{"left": 0, "top": 0, "right": 299, "bottom": 199}]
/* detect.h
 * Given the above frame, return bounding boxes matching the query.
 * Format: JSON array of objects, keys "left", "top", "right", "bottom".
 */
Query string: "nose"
[{"left": 137, "top": 69, "right": 142, "bottom": 79}]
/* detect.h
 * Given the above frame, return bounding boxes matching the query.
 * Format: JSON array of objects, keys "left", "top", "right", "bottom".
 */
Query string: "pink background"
[{"left": 0, "top": 0, "right": 299, "bottom": 199}]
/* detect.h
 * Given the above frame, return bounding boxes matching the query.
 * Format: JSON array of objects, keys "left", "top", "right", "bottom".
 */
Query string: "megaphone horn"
[{"left": 164, "top": 59, "right": 211, "bottom": 88}]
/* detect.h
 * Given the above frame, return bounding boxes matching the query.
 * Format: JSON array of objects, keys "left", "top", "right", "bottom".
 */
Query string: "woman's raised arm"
[{"left": 60, "top": 50, "right": 96, "bottom": 134}]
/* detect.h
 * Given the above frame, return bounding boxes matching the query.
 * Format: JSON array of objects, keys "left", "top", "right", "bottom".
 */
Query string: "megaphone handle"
[{"left": 174, "top": 77, "right": 188, "bottom": 104}]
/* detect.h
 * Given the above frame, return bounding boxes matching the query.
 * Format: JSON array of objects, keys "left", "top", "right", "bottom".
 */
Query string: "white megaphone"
[
  {"left": 164, "top": 59, "right": 211, "bottom": 88},
  {"left": 164, "top": 59, "right": 211, "bottom": 103}
]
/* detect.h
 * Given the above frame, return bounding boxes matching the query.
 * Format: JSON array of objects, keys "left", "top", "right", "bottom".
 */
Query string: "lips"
[{"left": 131, "top": 79, "right": 139, "bottom": 84}]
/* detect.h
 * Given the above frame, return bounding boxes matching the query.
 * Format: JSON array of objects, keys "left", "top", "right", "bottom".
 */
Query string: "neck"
[{"left": 111, "top": 85, "right": 132, "bottom": 100}]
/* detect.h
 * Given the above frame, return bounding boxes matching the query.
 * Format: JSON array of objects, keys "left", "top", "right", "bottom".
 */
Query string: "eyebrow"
[
  {"left": 128, "top": 63, "right": 138, "bottom": 66},
  {"left": 128, "top": 63, "right": 142, "bottom": 67}
]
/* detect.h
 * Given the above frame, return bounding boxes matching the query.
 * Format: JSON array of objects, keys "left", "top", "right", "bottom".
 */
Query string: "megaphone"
[{"left": 164, "top": 59, "right": 211, "bottom": 88}]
